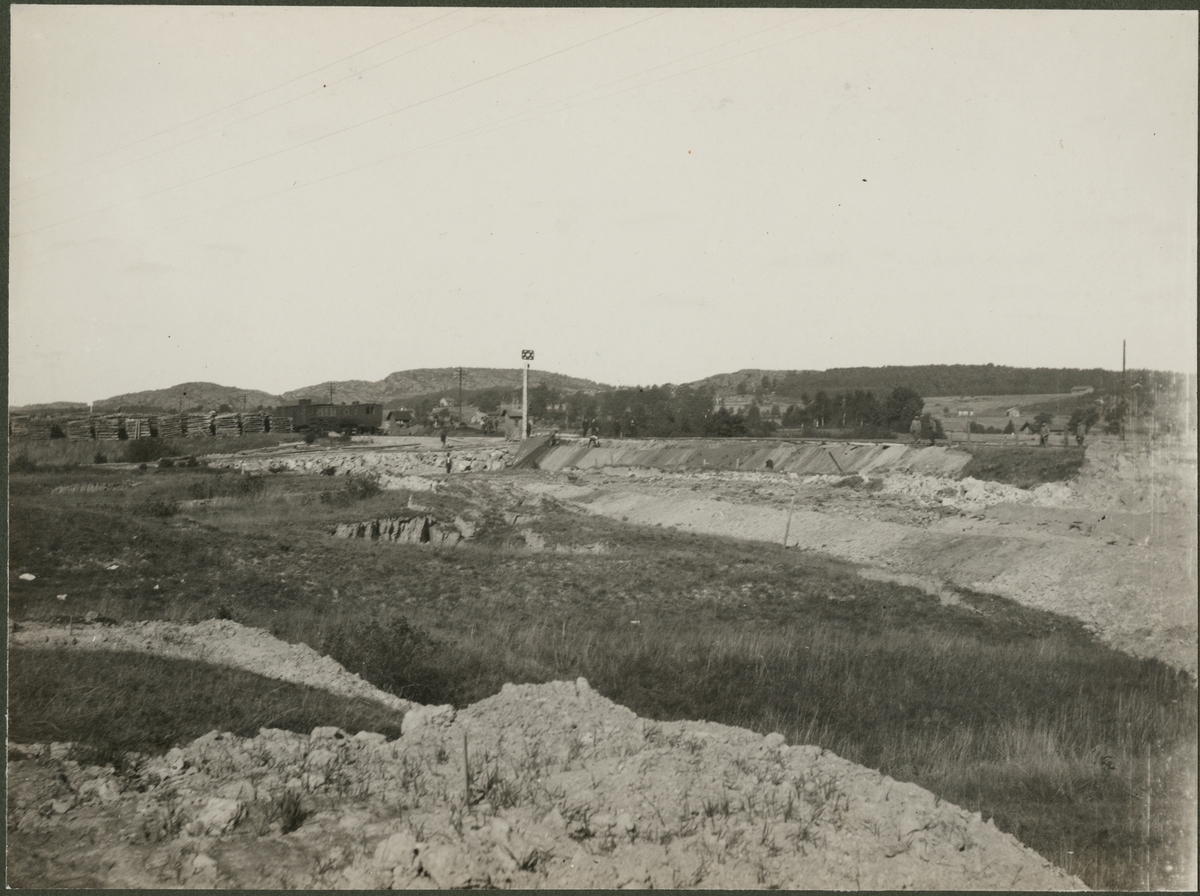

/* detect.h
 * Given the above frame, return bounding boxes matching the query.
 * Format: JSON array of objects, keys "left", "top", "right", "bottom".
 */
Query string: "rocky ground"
[{"left": 8, "top": 433, "right": 1194, "bottom": 888}]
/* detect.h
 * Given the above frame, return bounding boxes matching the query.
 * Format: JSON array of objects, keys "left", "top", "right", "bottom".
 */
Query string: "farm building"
[{"left": 381, "top": 408, "right": 415, "bottom": 435}]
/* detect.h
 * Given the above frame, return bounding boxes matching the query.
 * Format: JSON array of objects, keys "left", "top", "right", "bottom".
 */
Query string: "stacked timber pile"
[
  {"left": 268, "top": 414, "right": 292, "bottom": 433},
  {"left": 28, "top": 419, "right": 53, "bottom": 440},
  {"left": 123, "top": 416, "right": 156, "bottom": 440},
  {"left": 162, "top": 414, "right": 186, "bottom": 438},
  {"left": 66, "top": 418, "right": 96, "bottom": 440},
  {"left": 214, "top": 413, "right": 242, "bottom": 437},
  {"left": 186, "top": 412, "right": 215, "bottom": 439},
  {"left": 9, "top": 416, "right": 31, "bottom": 437},
  {"left": 94, "top": 416, "right": 124, "bottom": 440},
  {"left": 240, "top": 412, "right": 266, "bottom": 434}
]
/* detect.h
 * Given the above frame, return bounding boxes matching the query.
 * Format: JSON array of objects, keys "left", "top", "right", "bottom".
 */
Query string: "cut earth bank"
[
  {"left": 515, "top": 435, "right": 1198, "bottom": 678},
  {"left": 8, "top": 434, "right": 1193, "bottom": 888}
]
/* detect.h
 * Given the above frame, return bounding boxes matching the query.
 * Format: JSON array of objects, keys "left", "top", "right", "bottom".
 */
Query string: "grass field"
[{"left": 7, "top": 459, "right": 1195, "bottom": 890}]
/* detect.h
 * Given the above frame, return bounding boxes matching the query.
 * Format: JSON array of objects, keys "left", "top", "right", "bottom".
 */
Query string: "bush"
[
  {"left": 137, "top": 497, "right": 180, "bottom": 518},
  {"left": 319, "top": 474, "right": 382, "bottom": 506},
  {"left": 123, "top": 438, "right": 176, "bottom": 464},
  {"left": 319, "top": 615, "right": 442, "bottom": 703},
  {"left": 9, "top": 452, "right": 38, "bottom": 473}
]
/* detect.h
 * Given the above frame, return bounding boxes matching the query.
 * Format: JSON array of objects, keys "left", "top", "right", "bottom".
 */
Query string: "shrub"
[
  {"left": 318, "top": 474, "right": 382, "bottom": 506},
  {"left": 123, "top": 438, "right": 176, "bottom": 464},
  {"left": 9, "top": 452, "right": 38, "bottom": 473},
  {"left": 137, "top": 497, "right": 180, "bottom": 518}
]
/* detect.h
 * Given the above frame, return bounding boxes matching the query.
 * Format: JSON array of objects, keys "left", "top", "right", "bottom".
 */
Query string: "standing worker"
[
  {"left": 1040, "top": 421, "right": 1050, "bottom": 447},
  {"left": 910, "top": 415, "right": 922, "bottom": 445},
  {"left": 440, "top": 428, "right": 447, "bottom": 448}
]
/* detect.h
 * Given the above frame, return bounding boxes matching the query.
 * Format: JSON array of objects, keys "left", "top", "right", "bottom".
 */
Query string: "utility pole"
[
  {"left": 329, "top": 382, "right": 334, "bottom": 405},
  {"left": 459, "top": 367, "right": 463, "bottom": 427},
  {"left": 1121, "top": 340, "right": 1126, "bottom": 441},
  {"left": 521, "top": 350, "right": 534, "bottom": 440}
]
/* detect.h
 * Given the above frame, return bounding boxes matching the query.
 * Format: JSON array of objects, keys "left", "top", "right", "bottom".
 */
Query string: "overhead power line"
[
  {"left": 11, "top": 9, "right": 457, "bottom": 201},
  {"left": 12, "top": 12, "right": 870, "bottom": 273},
  {"left": 12, "top": 10, "right": 662, "bottom": 243}
]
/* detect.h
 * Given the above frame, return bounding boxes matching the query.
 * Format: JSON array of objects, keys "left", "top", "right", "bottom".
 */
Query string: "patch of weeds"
[
  {"left": 9, "top": 452, "right": 39, "bottom": 473},
  {"left": 137, "top": 497, "right": 180, "bottom": 518},
  {"left": 319, "top": 473, "right": 382, "bottom": 506},
  {"left": 253, "top": 790, "right": 307, "bottom": 835}
]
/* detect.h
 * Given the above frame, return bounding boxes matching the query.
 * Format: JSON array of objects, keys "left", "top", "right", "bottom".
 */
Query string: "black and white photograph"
[{"left": 7, "top": 4, "right": 1197, "bottom": 889}]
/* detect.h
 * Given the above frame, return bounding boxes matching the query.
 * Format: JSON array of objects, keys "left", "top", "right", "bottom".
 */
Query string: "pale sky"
[{"left": 9, "top": 6, "right": 1198, "bottom": 406}]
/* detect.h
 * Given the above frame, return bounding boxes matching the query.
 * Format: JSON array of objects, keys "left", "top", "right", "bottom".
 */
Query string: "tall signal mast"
[{"left": 521, "top": 350, "right": 534, "bottom": 440}]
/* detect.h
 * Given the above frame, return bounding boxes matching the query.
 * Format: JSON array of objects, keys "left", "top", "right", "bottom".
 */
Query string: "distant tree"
[
  {"left": 1104, "top": 400, "right": 1128, "bottom": 435},
  {"left": 217, "top": 403, "right": 233, "bottom": 413},
  {"left": 1068, "top": 406, "right": 1101, "bottom": 433},
  {"left": 736, "top": 381, "right": 748, "bottom": 396},
  {"left": 882, "top": 387, "right": 924, "bottom": 430},
  {"left": 705, "top": 408, "right": 747, "bottom": 437},
  {"left": 1003, "top": 420, "right": 1015, "bottom": 435},
  {"left": 781, "top": 404, "right": 805, "bottom": 428},
  {"left": 1034, "top": 412, "right": 1054, "bottom": 427}
]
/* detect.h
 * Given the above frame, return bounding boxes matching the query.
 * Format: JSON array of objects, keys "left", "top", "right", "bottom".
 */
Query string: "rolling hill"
[{"left": 281, "top": 368, "right": 610, "bottom": 405}]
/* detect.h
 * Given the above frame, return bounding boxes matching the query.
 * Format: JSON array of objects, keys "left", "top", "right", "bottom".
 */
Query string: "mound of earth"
[{"left": 7, "top": 666, "right": 1084, "bottom": 890}]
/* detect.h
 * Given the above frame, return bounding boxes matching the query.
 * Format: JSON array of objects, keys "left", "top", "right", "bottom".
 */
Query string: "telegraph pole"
[
  {"left": 1121, "top": 341, "right": 1126, "bottom": 441},
  {"left": 521, "top": 350, "right": 534, "bottom": 440},
  {"left": 458, "top": 367, "right": 464, "bottom": 426}
]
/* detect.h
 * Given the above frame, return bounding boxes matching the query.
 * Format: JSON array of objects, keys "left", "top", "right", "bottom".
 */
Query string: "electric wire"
[
  {"left": 11, "top": 8, "right": 457, "bottom": 199},
  {"left": 13, "top": 12, "right": 867, "bottom": 273}
]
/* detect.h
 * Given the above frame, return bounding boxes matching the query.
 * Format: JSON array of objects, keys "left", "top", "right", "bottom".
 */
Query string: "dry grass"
[{"left": 6, "top": 464, "right": 1195, "bottom": 890}]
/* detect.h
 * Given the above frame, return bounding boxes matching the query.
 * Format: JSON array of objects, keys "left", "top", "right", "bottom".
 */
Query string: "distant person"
[
  {"left": 910, "top": 416, "right": 922, "bottom": 445},
  {"left": 445, "top": 453, "right": 452, "bottom": 474},
  {"left": 1040, "top": 422, "right": 1050, "bottom": 447},
  {"left": 439, "top": 428, "right": 447, "bottom": 448},
  {"left": 551, "top": 428, "right": 558, "bottom": 446},
  {"left": 526, "top": 421, "right": 532, "bottom": 438},
  {"left": 1075, "top": 422, "right": 1085, "bottom": 447}
]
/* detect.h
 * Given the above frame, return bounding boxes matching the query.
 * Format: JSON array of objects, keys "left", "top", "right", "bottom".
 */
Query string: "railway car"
[{"left": 274, "top": 399, "right": 382, "bottom": 434}]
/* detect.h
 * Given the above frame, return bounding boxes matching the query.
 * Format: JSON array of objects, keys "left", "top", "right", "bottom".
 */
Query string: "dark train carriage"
[{"left": 275, "top": 399, "right": 383, "bottom": 434}]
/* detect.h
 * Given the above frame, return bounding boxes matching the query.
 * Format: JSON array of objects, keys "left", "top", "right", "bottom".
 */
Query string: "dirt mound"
[{"left": 6, "top": 677, "right": 1085, "bottom": 890}]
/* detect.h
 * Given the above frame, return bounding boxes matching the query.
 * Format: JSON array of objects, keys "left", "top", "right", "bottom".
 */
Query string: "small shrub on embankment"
[
  {"left": 958, "top": 445, "right": 1085, "bottom": 488},
  {"left": 7, "top": 465, "right": 1193, "bottom": 890}
]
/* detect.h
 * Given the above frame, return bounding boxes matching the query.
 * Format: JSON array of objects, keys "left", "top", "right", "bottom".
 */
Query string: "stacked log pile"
[
  {"left": 240, "top": 412, "right": 266, "bottom": 434},
  {"left": 28, "top": 419, "right": 53, "bottom": 440},
  {"left": 214, "top": 413, "right": 242, "bottom": 437},
  {"left": 94, "top": 416, "right": 124, "bottom": 440},
  {"left": 9, "top": 416, "right": 30, "bottom": 437},
  {"left": 162, "top": 414, "right": 186, "bottom": 438},
  {"left": 123, "top": 416, "right": 157, "bottom": 439},
  {"left": 268, "top": 414, "right": 293, "bottom": 433},
  {"left": 187, "top": 412, "right": 215, "bottom": 438},
  {"left": 66, "top": 418, "right": 97, "bottom": 440}
]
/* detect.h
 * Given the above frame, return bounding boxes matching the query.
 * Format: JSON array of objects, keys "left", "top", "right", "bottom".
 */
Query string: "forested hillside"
[{"left": 687, "top": 365, "right": 1148, "bottom": 399}]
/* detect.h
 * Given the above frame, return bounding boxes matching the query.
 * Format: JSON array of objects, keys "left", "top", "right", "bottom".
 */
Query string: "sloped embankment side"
[{"left": 527, "top": 438, "right": 972, "bottom": 477}]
